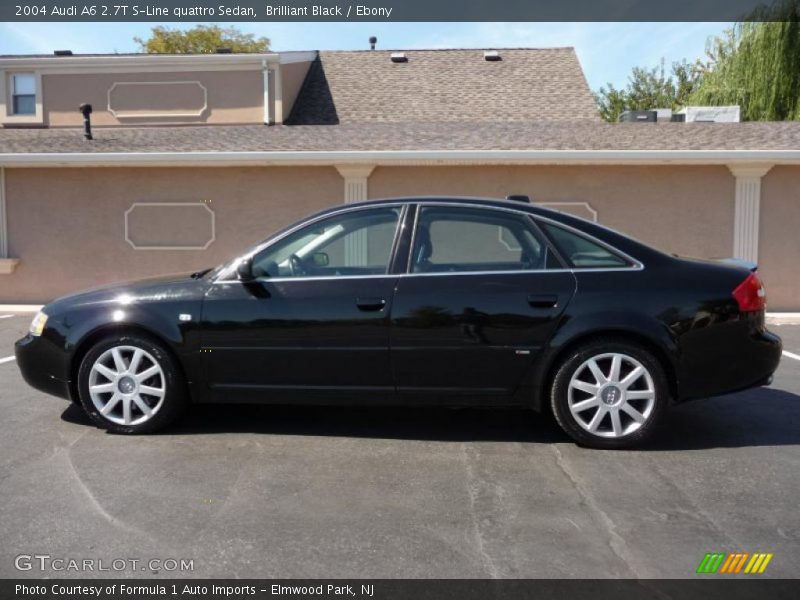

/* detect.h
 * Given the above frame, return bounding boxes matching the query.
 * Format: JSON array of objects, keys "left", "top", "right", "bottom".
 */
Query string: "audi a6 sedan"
[{"left": 16, "top": 196, "right": 782, "bottom": 448}]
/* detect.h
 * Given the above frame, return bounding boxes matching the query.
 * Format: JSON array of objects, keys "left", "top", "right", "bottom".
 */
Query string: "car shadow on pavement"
[{"left": 61, "top": 386, "right": 800, "bottom": 450}]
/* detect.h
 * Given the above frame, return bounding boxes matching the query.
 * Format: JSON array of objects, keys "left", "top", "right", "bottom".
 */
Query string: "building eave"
[
  {"left": 0, "top": 149, "right": 798, "bottom": 168},
  {"left": 0, "top": 53, "right": 282, "bottom": 72}
]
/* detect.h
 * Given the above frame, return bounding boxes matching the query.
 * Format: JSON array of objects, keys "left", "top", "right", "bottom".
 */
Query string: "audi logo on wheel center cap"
[
  {"left": 601, "top": 385, "right": 622, "bottom": 405},
  {"left": 117, "top": 375, "right": 137, "bottom": 394}
]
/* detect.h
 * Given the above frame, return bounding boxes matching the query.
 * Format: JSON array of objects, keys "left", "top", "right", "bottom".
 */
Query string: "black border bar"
[
  {"left": 0, "top": 0, "right": 797, "bottom": 23},
  {"left": 5, "top": 579, "right": 800, "bottom": 600}
]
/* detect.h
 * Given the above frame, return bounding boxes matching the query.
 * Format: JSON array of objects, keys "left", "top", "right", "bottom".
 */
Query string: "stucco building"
[{"left": 0, "top": 48, "right": 798, "bottom": 307}]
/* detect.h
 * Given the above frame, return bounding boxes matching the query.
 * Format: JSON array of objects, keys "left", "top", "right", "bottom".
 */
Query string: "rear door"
[{"left": 389, "top": 204, "right": 576, "bottom": 402}]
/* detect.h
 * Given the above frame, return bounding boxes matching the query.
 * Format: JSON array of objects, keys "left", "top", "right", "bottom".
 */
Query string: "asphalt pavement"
[{"left": 1, "top": 313, "right": 798, "bottom": 579}]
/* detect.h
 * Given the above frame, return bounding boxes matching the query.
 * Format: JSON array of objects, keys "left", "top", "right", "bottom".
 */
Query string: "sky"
[{"left": 0, "top": 22, "right": 731, "bottom": 90}]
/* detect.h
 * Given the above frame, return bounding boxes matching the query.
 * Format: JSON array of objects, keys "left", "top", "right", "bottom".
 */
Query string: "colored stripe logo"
[{"left": 697, "top": 552, "right": 773, "bottom": 574}]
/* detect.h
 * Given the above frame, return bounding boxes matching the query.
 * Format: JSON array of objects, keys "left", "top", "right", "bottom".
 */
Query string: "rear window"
[{"left": 539, "top": 221, "right": 631, "bottom": 269}]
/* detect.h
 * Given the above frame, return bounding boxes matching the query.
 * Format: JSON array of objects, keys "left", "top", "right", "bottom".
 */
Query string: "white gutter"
[
  {"left": 0, "top": 150, "right": 798, "bottom": 168},
  {"left": 0, "top": 53, "right": 280, "bottom": 70}
]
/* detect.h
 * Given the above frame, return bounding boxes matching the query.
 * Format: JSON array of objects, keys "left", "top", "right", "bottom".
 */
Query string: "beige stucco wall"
[
  {"left": 2, "top": 163, "right": 797, "bottom": 308},
  {"left": 760, "top": 166, "right": 800, "bottom": 311},
  {"left": 369, "top": 165, "right": 735, "bottom": 261},
  {"left": 43, "top": 70, "right": 264, "bottom": 126},
  {"left": 3, "top": 167, "right": 341, "bottom": 302}
]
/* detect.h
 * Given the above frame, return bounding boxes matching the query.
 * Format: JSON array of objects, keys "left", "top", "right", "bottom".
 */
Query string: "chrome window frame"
[
  {"left": 214, "top": 203, "right": 407, "bottom": 283},
  {"left": 213, "top": 201, "right": 644, "bottom": 284},
  {"left": 404, "top": 202, "right": 643, "bottom": 277}
]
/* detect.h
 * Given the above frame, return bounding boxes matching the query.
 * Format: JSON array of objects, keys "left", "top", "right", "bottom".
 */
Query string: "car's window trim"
[
  {"left": 408, "top": 203, "right": 551, "bottom": 275},
  {"left": 405, "top": 202, "right": 639, "bottom": 277},
  {"left": 213, "top": 200, "right": 644, "bottom": 284},
  {"left": 214, "top": 203, "right": 407, "bottom": 283}
]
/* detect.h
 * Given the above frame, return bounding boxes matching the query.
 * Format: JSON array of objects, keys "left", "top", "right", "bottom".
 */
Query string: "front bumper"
[{"left": 15, "top": 334, "right": 73, "bottom": 401}]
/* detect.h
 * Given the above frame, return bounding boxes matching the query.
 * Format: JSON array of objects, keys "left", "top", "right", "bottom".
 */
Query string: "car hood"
[{"left": 44, "top": 273, "right": 210, "bottom": 315}]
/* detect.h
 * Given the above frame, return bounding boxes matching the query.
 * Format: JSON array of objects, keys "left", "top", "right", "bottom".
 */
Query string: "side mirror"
[
  {"left": 311, "top": 252, "right": 330, "bottom": 267},
  {"left": 236, "top": 257, "right": 255, "bottom": 282}
]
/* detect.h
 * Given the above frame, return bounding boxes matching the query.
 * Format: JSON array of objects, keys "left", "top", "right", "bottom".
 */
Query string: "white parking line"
[
  {"left": 0, "top": 315, "right": 14, "bottom": 319},
  {"left": 783, "top": 350, "right": 800, "bottom": 361},
  {"left": 0, "top": 356, "right": 15, "bottom": 365}
]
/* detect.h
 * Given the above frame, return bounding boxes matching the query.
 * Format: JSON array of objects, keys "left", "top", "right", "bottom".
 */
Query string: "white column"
[
  {"left": 272, "top": 65, "right": 283, "bottom": 124},
  {"left": 336, "top": 165, "right": 375, "bottom": 266},
  {"left": 728, "top": 165, "right": 772, "bottom": 263},
  {"left": 0, "top": 167, "right": 7, "bottom": 257},
  {"left": 262, "top": 60, "right": 270, "bottom": 125},
  {"left": 0, "top": 166, "right": 19, "bottom": 274}
]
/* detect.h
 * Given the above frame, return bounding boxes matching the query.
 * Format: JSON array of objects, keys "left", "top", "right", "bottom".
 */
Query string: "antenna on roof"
[{"left": 369, "top": 36, "right": 377, "bottom": 50}]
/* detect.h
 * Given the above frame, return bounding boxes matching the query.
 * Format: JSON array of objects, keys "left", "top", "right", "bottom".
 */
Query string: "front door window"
[{"left": 252, "top": 206, "right": 402, "bottom": 279}]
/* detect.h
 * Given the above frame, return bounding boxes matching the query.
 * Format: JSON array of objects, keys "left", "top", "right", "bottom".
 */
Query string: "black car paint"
[{"left": 15, "top": 197, "right": 782, "bottom": 411}]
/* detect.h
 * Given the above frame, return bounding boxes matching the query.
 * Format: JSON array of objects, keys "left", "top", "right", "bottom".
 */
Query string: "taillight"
[{"left": 732, "top": 272, "right": 766, "bottom": 312}]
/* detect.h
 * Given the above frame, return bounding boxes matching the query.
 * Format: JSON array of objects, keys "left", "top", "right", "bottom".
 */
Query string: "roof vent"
[
  {"left": 215, "top": 47, "right": 233, "bottom": 54},
  {"left": 506, "top": 194, "right": 530, "bottom": 203},
  {"left": 54, "top": 50, "right": 73, "bottom": 56},
  {"left": 369, "top": 36, "right": 377, "bottom": 50},
  {"left": 390, "top": 52, "right": 408, "bottom": 63},
  {"left": 483, "top": 50, "right": 502, "bottom": 61}
]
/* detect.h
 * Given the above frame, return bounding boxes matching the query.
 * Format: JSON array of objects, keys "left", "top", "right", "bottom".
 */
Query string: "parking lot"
[{"left": 0, "top": 312, "right": 798, "bottom": 579}]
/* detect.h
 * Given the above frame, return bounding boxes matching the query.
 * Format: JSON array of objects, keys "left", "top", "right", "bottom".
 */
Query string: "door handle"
[
  {"left": 356, "top": 297, "right": 387, "bottom": 312},
  {"left": 527, "top": 294, "right": 559, "bottom": 309}
]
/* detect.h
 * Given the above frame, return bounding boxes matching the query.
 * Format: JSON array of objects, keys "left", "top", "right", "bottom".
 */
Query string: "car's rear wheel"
[
  {"left": 550, "top": 339, "right": 668, "bottom": 449},
  {"left": 77, "top": 334, "right": 187, "bottom": 434}
]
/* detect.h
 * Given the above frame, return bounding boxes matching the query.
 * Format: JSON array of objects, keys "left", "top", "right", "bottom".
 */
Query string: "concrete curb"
[
  {"left": 766, "top": 313, "right": 800, "bottom": 325},
  {"left": 0, "top": 305, "right": 43, "bottom": 313}
]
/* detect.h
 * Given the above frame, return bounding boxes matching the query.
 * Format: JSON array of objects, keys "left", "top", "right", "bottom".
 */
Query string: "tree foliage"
[
  {"left": 594, "top": 59, "right": 702, "bottom": 122},
  {"left": 688, "top": 2, "right": 800, "bottom": 120},
  {"left": 134, "top": 25, "right": 270, "bottom": 54}
]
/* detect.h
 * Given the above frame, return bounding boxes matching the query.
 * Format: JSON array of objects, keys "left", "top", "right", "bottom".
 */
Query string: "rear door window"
[{"left": 410, "top": 206, "right": 561, "bottom": 273}]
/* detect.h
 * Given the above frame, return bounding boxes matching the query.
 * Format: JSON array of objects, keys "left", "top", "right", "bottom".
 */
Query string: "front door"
[
  {"left": 390, "top": 204, "right": 576, "bottom": 402},
  {"left": 201, "top": 205, "right": 404, "bottom": 403}
]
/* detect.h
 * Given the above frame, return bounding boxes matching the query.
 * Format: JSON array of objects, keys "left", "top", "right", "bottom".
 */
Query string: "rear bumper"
[
  {"left": 677, "top": 317, "right": 782, "bottom": 400},
  {"left": 15, "top": 334, "right": 73, "bottom": 401}
]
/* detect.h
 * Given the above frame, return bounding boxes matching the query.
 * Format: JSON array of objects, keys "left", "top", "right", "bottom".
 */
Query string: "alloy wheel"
[
  {"left": 567, "top": 352, "right": 656, "bottom": 438},
  {"left": 88, "top": 345, "right": 166, "bottom": 426}
]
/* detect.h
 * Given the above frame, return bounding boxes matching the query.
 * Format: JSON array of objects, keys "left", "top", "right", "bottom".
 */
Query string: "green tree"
[
  {"left": 134, "top": 25, "right": 270, "bottom": 54},
  {"left": 689, "top": 1, "right": 800, "bottom": 121},
  {"left": 594, "top": 59, "right": 703, "bottom": 122}
]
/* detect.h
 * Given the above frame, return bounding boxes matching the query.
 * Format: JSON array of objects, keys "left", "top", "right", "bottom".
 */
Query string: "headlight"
[{"left": 29, "top": 311, "right": 48, "bottom": 336}]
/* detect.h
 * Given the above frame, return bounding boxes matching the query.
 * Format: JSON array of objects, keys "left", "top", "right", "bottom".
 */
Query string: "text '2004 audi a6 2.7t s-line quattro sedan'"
[{"left": 16, "top": 196, "right": 782, "bottom": 448}]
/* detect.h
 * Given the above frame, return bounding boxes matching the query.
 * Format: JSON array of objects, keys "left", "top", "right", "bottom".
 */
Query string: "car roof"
[
  {"left": 341, "top": 196, "right": 669, "bottom": 265},
  {"left": 342, "top": 195, "right": 551, "bottom": 215}
]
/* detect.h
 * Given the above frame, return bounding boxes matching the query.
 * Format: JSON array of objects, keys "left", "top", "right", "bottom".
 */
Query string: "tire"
[
  {"left": 77, "top": 334, "right": 188, "bottom": 434},
  {"left": 550, "top": 339, "right": 669, "bottom": 449}
]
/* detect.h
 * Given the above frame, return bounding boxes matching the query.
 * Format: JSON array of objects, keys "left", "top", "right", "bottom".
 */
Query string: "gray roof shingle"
[
  {"left": 1, "top": 121, "right": 799, "bottom": 154},
  {"left": 287, "top": 48, "right": 600, "bottom": 124}
]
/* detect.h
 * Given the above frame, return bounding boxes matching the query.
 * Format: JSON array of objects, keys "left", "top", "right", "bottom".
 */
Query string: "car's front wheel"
[
  {"left": 77, "top": 334, "right": 188, "bottom": 434},
  {"left": 550, "top": 339, "right": 668, "bottom": 449}
]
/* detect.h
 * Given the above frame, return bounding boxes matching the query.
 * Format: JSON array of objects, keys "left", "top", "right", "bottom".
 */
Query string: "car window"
[
  {"left": 410, "top": 206, "right": 558, "bottom": 274},
  {"left": 538, "top": 221, "right": 631, "bottom": 268},
  {"left": 252, "top": 207, "right": 402, "bottom": 278}
]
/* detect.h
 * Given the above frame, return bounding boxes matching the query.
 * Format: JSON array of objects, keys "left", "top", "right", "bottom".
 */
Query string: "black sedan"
[{"left": 15, "top": 196, "right": 782, "bottom": 448}]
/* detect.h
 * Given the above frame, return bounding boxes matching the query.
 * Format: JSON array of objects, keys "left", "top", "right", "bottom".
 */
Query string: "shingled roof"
[
  {"left": 287, "top": 48, "right": 600, "bottom": 124},
  {"left": 1, "top": 122, "right": 799, "bottom": 155}
]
